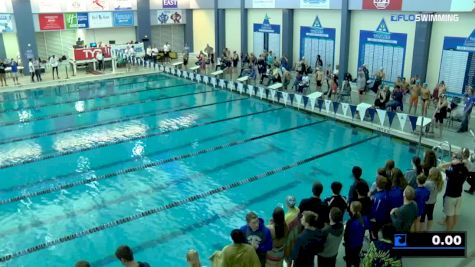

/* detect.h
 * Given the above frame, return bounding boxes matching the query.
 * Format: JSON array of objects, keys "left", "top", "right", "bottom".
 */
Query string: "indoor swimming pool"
[{"left": 0, "top": 73, "right": 420, "bottom": 266}]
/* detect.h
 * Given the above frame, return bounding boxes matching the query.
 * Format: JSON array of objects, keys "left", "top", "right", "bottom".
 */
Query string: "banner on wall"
[
  {"left": 38, "top": 0, "right": 62, "bottom": 13},
  {"left": 253, "top": 15, "right": 281, "bottom": 57},
  {"left": 252, "top": 0, "right": 275, "bottom": 8},
  {"left": 65, "top": 0, "right": 87, "bottom": 12},
  {"left": 357, "top": 19, "right": 407, "bottom": 83},
  {"left": 438, "top": 30, "right": 475, "bottom": 95},
  {"left": 113, "top": 11, "right": 134, "bottom": 26},
  {"left": 163, "top": 0, "right": 178, "bottom": 8},
  {"left": 88, "top": 0, "right": 111, "bottom": 11},
  {"left": 39, "top": 14, "right": 65, "bottom": 31},
  {"left": 300, "top": 17, "right": 336, "bottom": 69},
  {"left": 450, "top": 0, "right": 475, "bottom": 12},
  {"left": 64, "top": 13, "right": 89, "bottom": 29},
  {"left": 362, "top": 0, "right": 403, "bottom": 10},
  {"left": 111, "top": 43, "right": 145, "bottom": 57},
  {"left": 88, "top": 12, "right": 113, "bottom": 28},
  {"left": 74, "top": 47, "right": 112, "bottom": 61},
  {"left": 0, "top": 14, "right": 14, "bottom": 32},
  {"left": 300, "top": 0, "right": 330, "bottom": 9},
  {"left": 157, "top": 10, "right": 183, "bottom": 24}
]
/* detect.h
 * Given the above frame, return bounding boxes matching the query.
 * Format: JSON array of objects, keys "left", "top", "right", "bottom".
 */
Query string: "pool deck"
[{"left": 0, "top": 62, "right": 474, "bottom": 266}]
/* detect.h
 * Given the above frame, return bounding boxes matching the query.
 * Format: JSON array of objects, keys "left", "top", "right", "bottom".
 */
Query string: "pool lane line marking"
[
  {"left": 91, "top": 178, "right": 301, "bottom": 266},
  {"left": 0, "top": 145, "right": 280, "bottom": 238},
  {"left": 0, "top": 97, "right": 250, "bottom": 169},
  {"left": 0, "top": 75, "right": 167, "bottom": 103},
  {"left": 0, "top": 77, "right": 176, "bottom": 113},
  {"left": 0, "top": 83, "right": 197, "bottom": 127},
  {"left": 0, "top": 133, "right": 377, "bottom": 262},
  {"left": 0, "top": 88, "right": 219, "bottom": 146},
  {"left": 0, "top": 107, "right": 282, "bottom": 193},
  {"left": 0, "top": 119, "right": 325, "bottom": 205}
]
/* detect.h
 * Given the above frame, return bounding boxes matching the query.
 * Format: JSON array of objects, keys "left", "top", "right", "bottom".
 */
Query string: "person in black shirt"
[
  {"left": 348, "top": 166, "right": 369, "bottom": 204},
  {"left": 439, "top": 152, "right": 469, "bottom": 231},
  {"left": 299, "top": 182, "right": 329, "bottom": 229},
  {"left": 324, "top": 181, "right": 348, "bottom": 217},
  {"left": 115, "top": 245, "right": 151, "bottom": 267},
  {"left": 290, "top": 211, "right": 326, "bottom": 267},
  {"left": 355, "top": 181, "right": 372, "bottom": 217}
]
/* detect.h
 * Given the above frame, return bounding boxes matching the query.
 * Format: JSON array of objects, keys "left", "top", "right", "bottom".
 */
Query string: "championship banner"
[
  {"left": 0, "top": 14, "right": 14, "bottom": 32},
  {"left": 39, "top": 14, "right": 65, "bottom": 31},
  {"left": 74, "top": 47, "right": 112, "bottom": 61}
]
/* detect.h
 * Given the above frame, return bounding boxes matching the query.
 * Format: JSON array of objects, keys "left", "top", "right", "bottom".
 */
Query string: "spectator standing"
[
  {"left": 387, "top": 168, "right": 407, "bottom": 212},
  {"left": 414, "top": 174, "right": 430, "bottom": 232},
  {"left": 348, "top": 166, "right": 369, "bottom": 204},
  {"left": 210, "top": 229, "right": 260, "bottom": 267},
  {"left": 356, "top": 182, "right": 372, "bottom": 217},
  {"left": 390, "top": 186, "right": 418, "bottom": 232},
  {"left": 318, "top": 207, "right": 344, "bottom": 267},
  {"left": 344, "top": 201, "right": 368, "bottom": 267},
  {"left": 324, "top": 182, "right": 348, "bottom": 217},
  {"left": 29, "top": 59, "right": 35, "bottom": 82},
  {"left": 266, "top": 207, "right": 289, "bottom": 267},
  {"left": 240, "top": 212, "right": 273, "bottom": 267},
  {"left": 463, "top": 148, "right": 475, "bottom": 195},
  {"left": 457, "top": 86, "right": 474, "bottom": 133},
  {"left": 10, "top": 59, "right": 19, "bottom": 85},
  {"left": 0, "top": 61, "right": 7, "bottom": 87},
  {"left": 289, "top": 211, "right": 326, "bottom": 267},
  {"left": 406, "top": 156, "right": 422, "bottom": 188},
  {"left": 50, "top": 55, "right": 59, "bottom": 79},
  {"left": 95, "top": 51, "right": 104, "bottom": 71},
  {"left": 34, "top": 58, "right": 42, "bottom": 82},
  {"left": 115, "top": 245, "right": 151, "bottom": 267},
  {"left": 439, "top": 152, "right": 469, "bottom": 231},
  {"left": 298, "top": 182, "right": 329, "bottom": 229},
  {"left": 422, "top": 167, "right": 444, "bottom": 231},
  {"left": 284, "top": 196, "right": 301, "bottom": 267},
  {"left": 370, "top": 176, "right": 390, "bottom": 240}
]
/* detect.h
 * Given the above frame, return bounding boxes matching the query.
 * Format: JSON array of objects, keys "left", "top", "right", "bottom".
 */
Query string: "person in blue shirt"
[
  {"left": 240, "top": 211, "right": 273, "bottom": 266},
  {"left": 370, "top": 176, "right": 390, "bottom": 240},
  {"left": 387, "top": 168, "right": 407, "bottom": 211},
  {"left": 344, "top": 201, "right": 368, "bottom": 267},
  {"left": 458, "top": 86, "right": 474, "bottom": 133},
  {"left": 414, "top": 174, "right": 430, "bottom": 232},
  {"left": 10, "top": 59, "right": 19, "bottom": 85}
]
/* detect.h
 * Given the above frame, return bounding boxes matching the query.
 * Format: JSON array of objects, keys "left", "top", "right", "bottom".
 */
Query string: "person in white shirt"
[
  {"left": 96, "top": 51, "right": 104, "bottom": 71},
  {"left": 298, "top": 73, "right": 310, "bottom": 93},
  {"left": 146, "top": 46, "right": 152, "bottom": 61},
  {"left": 50, "top": 55, "right": 59, "bottom": 80},
  {"left": 163, "top": 42, "right": 171, "bottom": 62},
  {"left": 28, "top": 59, "right": 35, "bottom": 82},
  {"left": 151, "top": 46, "right": 159, "bottom": 64}
]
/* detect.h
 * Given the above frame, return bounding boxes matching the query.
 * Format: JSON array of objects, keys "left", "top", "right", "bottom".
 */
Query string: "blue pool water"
[{"left": 0, "top": 74, "right": 419, "bottom": 266}]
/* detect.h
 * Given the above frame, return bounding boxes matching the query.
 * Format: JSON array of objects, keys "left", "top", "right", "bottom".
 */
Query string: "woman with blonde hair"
[
  {"left": 186, "top": 249, "right": 203, "bottom": 267},
  {"left": 421, "top": 167, "right": 444, "bottom": 231}
]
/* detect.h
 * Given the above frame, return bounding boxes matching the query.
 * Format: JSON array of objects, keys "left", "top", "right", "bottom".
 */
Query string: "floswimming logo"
[{"left": 390, "top": 14, "right": 459, "bottom": 22}]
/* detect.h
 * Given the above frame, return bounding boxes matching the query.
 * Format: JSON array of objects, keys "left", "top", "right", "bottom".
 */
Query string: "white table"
[
  {"left": 211, "top": 70, "right": 224, "bottom": 78},
  {"left": 172, "top": 62, "right": 183, "bottom": 68},
  {"left": 5, "top": 66, "right": 24, "bottom": 75},
  {"left": 70, "top": 58, "right": 112, "bottom": 75},
  {"left": 189, "top": 66, "right": 200, "bottom": 73},
  {"left": 307, "top": 91, "right": 323, "bottom": 99},
  {"left": 268, "top": 83, "right": 282, "bottom": 90},
  {"left": 237, "top": 76, "right": 249, "bottom": 83}
]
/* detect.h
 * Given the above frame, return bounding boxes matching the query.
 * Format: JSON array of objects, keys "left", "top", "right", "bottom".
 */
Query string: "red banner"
[
  {"left": 73, "top": 47, "right": 112, "bottom": 61},
  {"left": 39, "top": 14, "right": 65, "bottom": 31},
  {"left": 363, "top": 0, "right": 402, "bottom": 10}
]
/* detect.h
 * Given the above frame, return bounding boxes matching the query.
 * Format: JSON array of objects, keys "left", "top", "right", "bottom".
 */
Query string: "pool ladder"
[{"left": 432, "top": 140, "right": 452, "bottom": 163}]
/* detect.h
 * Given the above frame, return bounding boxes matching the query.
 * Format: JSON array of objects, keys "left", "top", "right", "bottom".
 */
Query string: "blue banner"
[
  {"left": 357, "top": 19, "right": 407, "bottom": 83},
  {"left": 253, "top": 23, "right": 280, "bottom": 34},
  {"left": 77, "top": 13, "right": 89, "bottom": 28},
  {"left": 299, "top": 17, "right": 336, "bottom": 68},
  {"left": 113, "top": 11, "right": 134, "bottom": 27}
]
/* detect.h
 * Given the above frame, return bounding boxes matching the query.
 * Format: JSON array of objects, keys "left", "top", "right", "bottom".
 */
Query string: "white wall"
[
  {"left": 348, "top": 11, "right": 416, "bottom": 79},
  {"left": 426, "top": 13, "right": 475, "bottom": 89},
  {"left": 247, "top": 9, "right": 282, "bottom": 56},
  {"left": 293, "top": 9, "right": 341, "bottom": 67},
  {"left": 225, "top": 9, "right": 241, "bottom": 54},
  {"left": 192, "top": 9, "right": 215, "bottom": 53},
  {"left": 85, "top": 27, "right": 137, "bottom": 44},
  {"left": 3, "top": 33, "right": 19, "bottom": 59}
]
